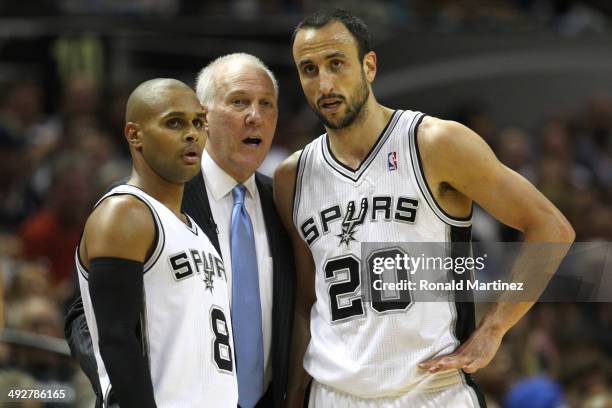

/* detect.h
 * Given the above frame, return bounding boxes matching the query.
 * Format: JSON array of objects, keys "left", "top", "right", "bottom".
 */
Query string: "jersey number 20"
[{"left": 324, "top": 248, "right": 412, "bottom": 323}]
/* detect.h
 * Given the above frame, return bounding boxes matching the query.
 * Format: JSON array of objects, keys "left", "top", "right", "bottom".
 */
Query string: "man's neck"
[
  {"left": 205, "top": 146, "right": 251, "bottom": 184},
  {"left": 128, "top": 170, "right": 184, "bottom": 218},
  {"left": 326, "top": 101, "right": 394, "bottom": 171}
]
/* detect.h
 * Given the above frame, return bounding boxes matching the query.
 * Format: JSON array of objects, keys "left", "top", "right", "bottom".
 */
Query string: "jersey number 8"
[{"left": 210, "top": 307, "right": 233, "bottom": 373}]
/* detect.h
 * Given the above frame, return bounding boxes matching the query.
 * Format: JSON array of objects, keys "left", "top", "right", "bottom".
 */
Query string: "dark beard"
[{"left": 315, "top": 74, "right": 370, "bottom": 130}]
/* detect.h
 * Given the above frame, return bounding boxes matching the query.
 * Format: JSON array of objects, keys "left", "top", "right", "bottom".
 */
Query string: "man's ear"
[
  {"left": 363, "top": 51, "right": 377, "bottom": 83},
  {"left": 201, "top": 104, "right": 210, "bottom": 134},
  {"left": 125, "top": 122, "right": 142, "bottom": 149}
]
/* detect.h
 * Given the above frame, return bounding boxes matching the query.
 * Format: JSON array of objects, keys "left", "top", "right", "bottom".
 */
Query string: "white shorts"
[{"left": 307, "top": 380, "right": 482, "bottom": 408}]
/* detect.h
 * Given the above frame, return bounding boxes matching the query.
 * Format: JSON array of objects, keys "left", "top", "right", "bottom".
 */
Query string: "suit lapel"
[
  {"left": 255, "top": 173, "right": 282, "bottom": 350},
  {"left": 183, "top": 172, "right": 222, "bottom": 255},
  {"left": 255, "top": 174, "right": 276, "bottom": 246}
]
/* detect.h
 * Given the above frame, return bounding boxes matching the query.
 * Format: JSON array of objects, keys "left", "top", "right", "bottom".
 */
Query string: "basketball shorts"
[{"left": 307, "top": 379, "right": 482, "bottom": 408}]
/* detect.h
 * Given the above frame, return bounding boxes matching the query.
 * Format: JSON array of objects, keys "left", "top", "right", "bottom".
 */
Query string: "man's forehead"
[
  {"left": 293, "top": 21, "right": 357, "bottom": 58},
  {"left": 152, "top": 87, "right": 198, "bottom": 107},
  {"left": 215, "top": 64, "right": 275, "bottom": 96},
  {"left": 145, "top": 91, "right": 202, "bottom": 120}
]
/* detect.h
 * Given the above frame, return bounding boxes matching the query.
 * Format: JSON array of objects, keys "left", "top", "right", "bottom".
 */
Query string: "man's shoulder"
[
  {"left": 273, "top": 151, "right": 302, "bottom": 182},
  {"left": 417, "top": 116, "right": 470, "bottom": 155},
  {"left": 82, "top": 194, "right": 155, "bottom": 261},
  {"left": 255, "top": 171, "right": 272, "bottom": 184},
  {"left": 87, "top": 195, "right": 153, "bottom": 233}
]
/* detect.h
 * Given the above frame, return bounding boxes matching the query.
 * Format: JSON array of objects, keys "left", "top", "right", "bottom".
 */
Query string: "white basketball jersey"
[
  {"left": 77, "top": 184, "right": 238, "bottom": 407},
  {"left": 293, "top": 110, "right": 481, "bottom": 401}
]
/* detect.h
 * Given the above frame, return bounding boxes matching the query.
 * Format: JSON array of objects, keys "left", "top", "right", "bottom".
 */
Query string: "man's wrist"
[{"left": 477, "top": 315, "right": 509, "bottom": 339}]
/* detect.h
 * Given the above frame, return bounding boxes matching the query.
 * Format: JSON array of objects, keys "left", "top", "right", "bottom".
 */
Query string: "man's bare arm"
[
  {"left": 417, "top": 117, "right": 575, "bottom": 374},
  {"left": 81, "top": 196, "right": 158, "bottom": 407},
  {"left": 274, "top": 151, "right": 316, "bottom": 408},
  {"left": 82, "top": 195, "right": 154, "bottom": 264}
]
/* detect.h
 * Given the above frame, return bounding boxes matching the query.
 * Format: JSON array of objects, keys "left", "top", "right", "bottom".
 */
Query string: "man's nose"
[
  {"left": 184, "top": 124, "right": 200, "bottom": 142},
  {"left": 318, "top": 69, "right": 334, "bottom": 95},
  {"left": 245, "top": 105, "right": 262, "bottom": 126}
]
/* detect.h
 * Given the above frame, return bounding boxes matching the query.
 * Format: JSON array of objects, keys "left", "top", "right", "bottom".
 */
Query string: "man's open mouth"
[
  {"left": 243, "top": 137, "right": 262, "bottom": 146},
  {"left": 320, "top": 100, "right": 342, "bottom": 109}
]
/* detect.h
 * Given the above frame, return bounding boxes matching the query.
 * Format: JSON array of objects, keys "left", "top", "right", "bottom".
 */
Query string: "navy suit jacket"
[{"left": 65, "top": 172, "right": 295, "bottom": 407}]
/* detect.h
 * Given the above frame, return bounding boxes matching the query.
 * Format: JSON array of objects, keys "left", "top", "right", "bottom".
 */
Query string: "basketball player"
[
  {"left": 274, "top": 9, "right": 575, "bottom": 408},
  {"left": 76, "top": 79, "right": 237, "bottom": 407}
]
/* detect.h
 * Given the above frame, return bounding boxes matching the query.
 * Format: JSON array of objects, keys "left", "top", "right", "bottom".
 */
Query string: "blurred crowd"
[
  {"left": 0, "top": 76, "right": 130, "bottom": 407},
  {"left": 2, "top": 0, "right": 609, "bottom": 36},
  {"left": 453, "top": 95, "right": 612, "bottom": 243}
]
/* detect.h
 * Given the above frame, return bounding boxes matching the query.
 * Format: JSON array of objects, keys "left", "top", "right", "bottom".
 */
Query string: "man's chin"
[
  {"left": 233, "top": 156, "right": 264, "bottom": 179},
  {"left": 317, "top": 112, "right": 346, "bottom": 130},
  {"left": 179, "top": 168, "right": 200, "bottom": 183}
]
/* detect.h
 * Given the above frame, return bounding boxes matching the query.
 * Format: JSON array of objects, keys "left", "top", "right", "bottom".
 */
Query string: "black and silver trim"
[
  {"left": 447, "top": 224, "right": 487, "bottom": 408},
  {"left": 293, "top": 144, "right": 312, "bottom": 228},
  {"left": 75, "top": 187, "right": 166, "bottom": 279},
  {"left": 183, "top": 213, "right": 199, "bottom": 236},
  {"left": 321, "top": 110, "right": 403, "bottom": 182},
  {"left": 409, "top": 114, "right": 472, "bottom": 228}
]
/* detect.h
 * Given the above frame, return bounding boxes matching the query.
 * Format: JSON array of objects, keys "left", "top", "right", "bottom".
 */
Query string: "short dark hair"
[{"left": 292, "top": 8, "right": 372, "bottom": 61}]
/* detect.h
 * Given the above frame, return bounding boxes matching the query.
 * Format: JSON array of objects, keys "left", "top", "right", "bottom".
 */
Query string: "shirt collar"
[{"left": 201, "top": 149, "right": 256, "bottom": 202}]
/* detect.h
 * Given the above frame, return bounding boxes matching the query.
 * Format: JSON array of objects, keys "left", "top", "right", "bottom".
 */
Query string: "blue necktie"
[{"left": 230, "top": 184, "right": 264, "bottom": 408}]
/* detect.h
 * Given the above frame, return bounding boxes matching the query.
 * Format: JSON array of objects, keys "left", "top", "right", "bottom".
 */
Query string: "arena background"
[{"left": 0, "top": 0, "right": 611, "bottom": 406}]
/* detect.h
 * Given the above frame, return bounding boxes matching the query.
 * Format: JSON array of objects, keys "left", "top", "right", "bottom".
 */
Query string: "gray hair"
[{"left": 195, "top": 53, "right": 278, "bottom": 106}]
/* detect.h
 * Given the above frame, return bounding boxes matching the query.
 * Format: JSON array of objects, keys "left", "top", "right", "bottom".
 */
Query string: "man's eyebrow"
[
  {"left": 298, "top": 52, "right": 347, "bottom": 67},
  {"left": 162, "top": 111, "right": 186, "bottom": 118},
  {"left": 324, "top": 51, "right": 346, "bottom": 60},
  {"left": 226, "top": 90, "right": 247, "bottom": 96},
  {"left": 161, "top": 111, "right": 206, "bottom": 118},
  {"left": 298, "top": 58, "right": 313, "bottom": 68}
]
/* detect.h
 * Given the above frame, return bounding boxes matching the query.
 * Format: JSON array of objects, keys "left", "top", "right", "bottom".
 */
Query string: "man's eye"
[
  {"left": 193, "top": 119, "right": 204, "bottom": 129},
  {"left": 303, "top": 65, "right": 316, "bottom": 75},
  {"left": 232, "top": 99, "right": 246, "bottom": 107},
  {"left": 167, "top": 118, "right": 182, "bottom": 128},
  {"left": 331, "top": 60, "right": 343, "bottom": 69}
]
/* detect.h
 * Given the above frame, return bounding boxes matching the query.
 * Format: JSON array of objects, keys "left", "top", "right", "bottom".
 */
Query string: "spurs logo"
[
  {"left": 336, "top": 198, "right": 368, "bottom": 247},
  {"left": 299, "top": 195, "right": 419, "bottom": 247},
  {"left": 204, "top": 269, "right": 215, "bottom": 292},
  {"left": 168, "top": 249, "right": 226, "bottom": 288}
]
